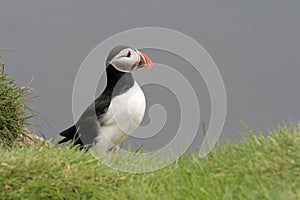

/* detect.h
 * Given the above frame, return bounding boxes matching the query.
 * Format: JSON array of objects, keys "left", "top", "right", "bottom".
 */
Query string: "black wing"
[{"left": 58, "top": 92, "right": 112, "bottom": 147}]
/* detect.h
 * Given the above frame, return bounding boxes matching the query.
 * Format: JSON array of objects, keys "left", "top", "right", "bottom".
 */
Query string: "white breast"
[{"left": 94, "top": 82, "right": 146, "bottom": 151}]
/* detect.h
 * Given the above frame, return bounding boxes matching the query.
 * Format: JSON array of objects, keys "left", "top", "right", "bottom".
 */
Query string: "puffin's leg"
[{"left": 108, "top": 144, "right": 121, "bottom": 152}]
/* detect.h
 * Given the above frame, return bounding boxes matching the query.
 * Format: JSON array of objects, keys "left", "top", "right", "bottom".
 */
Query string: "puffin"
[{"left": 58, "top": 45, "right": 153, "bottom": 151}]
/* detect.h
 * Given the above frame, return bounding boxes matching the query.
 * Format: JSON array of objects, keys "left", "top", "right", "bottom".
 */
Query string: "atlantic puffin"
[{"left": 58, "top": 45, "right": 153, "bottom": 151}]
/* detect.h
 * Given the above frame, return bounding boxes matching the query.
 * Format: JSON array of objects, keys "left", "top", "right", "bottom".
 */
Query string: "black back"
[{"left": 59, "top": 63, "right": 134, "bottom": 147}]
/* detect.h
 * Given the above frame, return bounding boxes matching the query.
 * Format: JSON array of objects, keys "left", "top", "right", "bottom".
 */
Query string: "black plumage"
[{"left": 58, "top": 64, "right": 134, "bottom": 148}]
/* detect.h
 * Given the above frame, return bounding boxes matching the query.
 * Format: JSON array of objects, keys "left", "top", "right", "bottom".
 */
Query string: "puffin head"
[{"left": 106, "top": 45, "right": 153, "bottom": 73}]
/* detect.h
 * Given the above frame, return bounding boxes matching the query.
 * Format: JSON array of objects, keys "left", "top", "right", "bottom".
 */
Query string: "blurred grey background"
[{"left": 1, "top": 0, "right": 299, "bottom": 150}]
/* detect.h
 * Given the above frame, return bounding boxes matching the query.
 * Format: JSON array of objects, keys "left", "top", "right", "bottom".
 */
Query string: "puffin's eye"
[{"left": 126, "top": 51, "right": 131, "bottom": 58}]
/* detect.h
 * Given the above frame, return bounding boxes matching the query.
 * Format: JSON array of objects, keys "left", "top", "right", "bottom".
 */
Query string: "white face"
[{"left": 109, "top": 48, "right": 140, "bottom": 73}]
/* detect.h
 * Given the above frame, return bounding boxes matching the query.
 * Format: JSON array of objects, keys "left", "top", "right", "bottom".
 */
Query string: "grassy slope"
[{"left": 0, "top": 123, "right": 299, "bottom": 200}]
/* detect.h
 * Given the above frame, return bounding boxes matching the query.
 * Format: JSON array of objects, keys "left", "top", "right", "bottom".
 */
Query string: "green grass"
[
  {"left": 0, "top": 72, "right": 299, "bottom": 199},
  {"left": 0, "top": 74, "right": 34, "bottom": 148},
  {"left": 0, "top": 123, "right": 299, "bottom": 199}
]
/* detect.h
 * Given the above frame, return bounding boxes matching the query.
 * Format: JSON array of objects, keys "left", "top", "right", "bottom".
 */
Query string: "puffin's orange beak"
[{"left": 135, "top": 50, "right": 153, "bottom": 70}]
